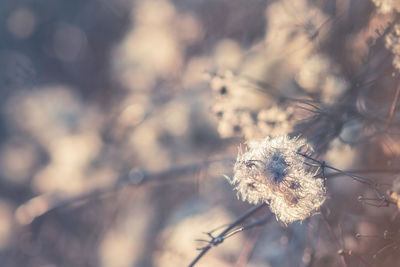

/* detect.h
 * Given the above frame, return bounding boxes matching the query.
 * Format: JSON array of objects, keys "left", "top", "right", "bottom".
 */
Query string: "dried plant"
[
  {"left": 230, "top": 136, "right": 325, "bottom": 224},
  {"left": 4, "top": 1, "right": 400, "bottom": 267},
  {"left": 190, "top": 0, "right": 400, "bottom": 266}
]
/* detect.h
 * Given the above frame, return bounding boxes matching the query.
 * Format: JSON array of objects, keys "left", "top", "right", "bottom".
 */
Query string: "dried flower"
[
  {"left": 212, "top": 95, "right": 296, "bottom": 140},
  {"left": 371, "top": 0, "right": 400, "bottom": 14},
  {"left": 229, "top": 136, "right": 326, "bottom": 224},
  {"left": 256, "top": 106, "right": 295, "bottom": 138},
  {"left": 209, "top": 71, "right": 281, "bottom": 140},
  {"left": 385, "top": 24, "right": 400, "bottom": 72}
]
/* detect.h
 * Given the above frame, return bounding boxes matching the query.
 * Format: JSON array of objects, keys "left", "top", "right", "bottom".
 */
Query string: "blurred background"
[{"left": 1, "top": 0, "right": 400, "bottom": 266}]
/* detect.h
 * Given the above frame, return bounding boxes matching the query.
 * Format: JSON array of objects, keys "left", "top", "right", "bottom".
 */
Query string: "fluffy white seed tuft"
[{"left": 229, "top": 136, "right": 326, "bottom": 224}]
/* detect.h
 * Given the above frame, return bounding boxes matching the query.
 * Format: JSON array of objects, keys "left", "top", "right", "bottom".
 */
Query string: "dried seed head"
[
  {"left": 385, "top": 24, "right": 400, "bottom": 72},
  {"left": 229, "top": 136, "right": 326, "bottom": 224}
]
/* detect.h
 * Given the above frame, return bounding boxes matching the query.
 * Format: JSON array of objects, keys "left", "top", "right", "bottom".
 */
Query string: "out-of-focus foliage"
[{"left": 1, "top": 0, "right": 400, "bottom": 266}]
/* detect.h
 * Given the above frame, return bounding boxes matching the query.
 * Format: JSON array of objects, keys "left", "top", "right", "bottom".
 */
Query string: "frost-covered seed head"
[{"left": 229, "top": 136, "right": 326, "bottom": 224}]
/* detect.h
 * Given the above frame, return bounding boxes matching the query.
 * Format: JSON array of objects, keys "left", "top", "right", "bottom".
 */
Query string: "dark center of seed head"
[
  {"left": 220, "top": 86, "right": 227, "bottom": 95},
  {"left": 269, "top": 152, "right": 288, "bottom": 182}
]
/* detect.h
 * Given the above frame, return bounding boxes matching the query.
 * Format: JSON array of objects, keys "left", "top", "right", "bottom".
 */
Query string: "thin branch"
[
  {"left": 385, "top": 82, "right": 400, "bottom": 130},
  {"left": 298, "top": 152, "right": 396, "bottom": 205},
  {"left": 15, "top": 158, "right": 234, "bottom": 225},
  {"left": 188, "top": 203, "right": 268, "bottom": 267},
  {"left": 373, "top": 242, "right": 398, "bottom": 260},
  {"left": 321, "top": 208, "right": 347, "bottom": 267},
  {"left": 196, "top": 215, "right": 271, "bottom": 250},
  {"left": 347, "top": 250, "right": 372, "bottom": 267},
  {"left": 235, "top": 226, "right": 263, "bottom": 267},
  {"left": 324, "top": 168, "right": 400, "bottom": 178},
  {"left": 222, "top": 215, "right": 272, "bottom": 240}
]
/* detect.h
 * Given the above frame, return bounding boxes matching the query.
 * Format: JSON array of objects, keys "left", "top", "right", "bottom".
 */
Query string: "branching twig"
[
  {"left": 196, "top": 216, "right": 271, "bottom": 250},
  {"left": 188, "top": 203, "right": 268, "bottom": 267},
  {"left": 298, "top": 152, "right": 397, "bottom": 206}
]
